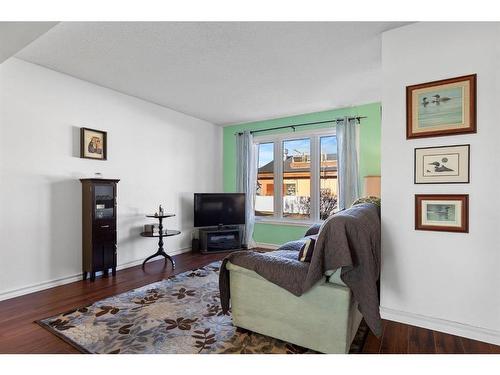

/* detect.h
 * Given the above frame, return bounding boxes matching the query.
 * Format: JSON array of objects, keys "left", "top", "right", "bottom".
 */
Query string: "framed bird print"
[
  {"left": 415, "top": 194, "right": 469, "bottom": 233},
  {"left": 406, "top": 74, "right": 476, "bottom": 139},
  {"left": 414, "top": 144, "right": 470, "bottom": 184}
]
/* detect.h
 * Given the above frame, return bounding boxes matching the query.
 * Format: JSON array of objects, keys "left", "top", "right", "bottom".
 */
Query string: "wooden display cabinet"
[{"left": 80, "top": 178, "right": 120, "bottom": 281}]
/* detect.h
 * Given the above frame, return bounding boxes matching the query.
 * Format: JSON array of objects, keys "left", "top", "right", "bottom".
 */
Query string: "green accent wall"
[{"left": 223, "top": 102, "right": 381, "bottom": 245}]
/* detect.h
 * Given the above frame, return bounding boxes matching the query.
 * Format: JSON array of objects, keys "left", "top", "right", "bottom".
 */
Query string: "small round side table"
[{"left": 140, "top": 214, "right": 180, "bottom": 269}]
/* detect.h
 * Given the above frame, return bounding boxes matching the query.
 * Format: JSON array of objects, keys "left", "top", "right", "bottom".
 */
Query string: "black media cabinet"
[{"left": 198, "top": 226, "right": 244, "bottom": 253}]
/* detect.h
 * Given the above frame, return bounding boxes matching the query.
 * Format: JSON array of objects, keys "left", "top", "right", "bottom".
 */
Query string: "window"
[
  {"left": 255, "top": 130, "right": 338, "bottom": 223},
  {"left": 283, "top": 138, "right": 311, "bottom": 220},
  {"left": 255, "top": 142, "right": 274, "bottom": 217},
  {"left": 320, "top": 136, "right": 338, "bottom": 220}
]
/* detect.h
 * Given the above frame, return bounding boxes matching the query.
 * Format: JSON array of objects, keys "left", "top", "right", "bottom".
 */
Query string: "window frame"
[{"left": 254, "top": 128, "right": 337, "bottom": 226}]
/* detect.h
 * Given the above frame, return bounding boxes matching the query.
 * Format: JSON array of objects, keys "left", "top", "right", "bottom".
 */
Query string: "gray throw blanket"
[{"left": 219, "top": 203, "right": 382, "bottom": 337}]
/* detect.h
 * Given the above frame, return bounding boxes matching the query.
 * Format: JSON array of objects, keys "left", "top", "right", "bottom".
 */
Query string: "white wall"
[
  {"left": 381, "top": 22, "right": 500, "bottom": 344},
  {"left": 0, "top": 58, "right": 222, "bottom": 299}
]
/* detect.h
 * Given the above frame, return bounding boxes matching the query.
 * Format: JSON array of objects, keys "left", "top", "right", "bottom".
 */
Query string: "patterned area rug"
[{"left": 37, "top": 261, "right": 368, "bottom": 354}]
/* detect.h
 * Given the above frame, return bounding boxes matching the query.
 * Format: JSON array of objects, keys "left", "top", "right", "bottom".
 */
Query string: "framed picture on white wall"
[
  {"left": 414, "top": 144, "right": 470, "bottom": 184},
  {"left": 406, "top": 74, "right": 476, "bottom": 139},
  {"left": 80, "top": 127, "right": 107, "bottom": 160},
  {"left": 415, "top": 194, "right": 469, "bottom": 233}
]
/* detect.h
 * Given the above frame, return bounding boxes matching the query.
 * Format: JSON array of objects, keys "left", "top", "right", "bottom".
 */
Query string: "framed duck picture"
[
  {"left": 406, "top": 74, "right": 476, "bottom": 139},
  {"left": 414, "top": 144, "right": 470, "bottom": 184},
  {"left": 415, "top": 194, "right": 469, "bottom": 233}
]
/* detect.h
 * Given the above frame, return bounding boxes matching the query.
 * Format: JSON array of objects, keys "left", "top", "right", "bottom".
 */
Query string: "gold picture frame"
[{"left": 406, "top": 74, "right": 476, "bottom": 139}]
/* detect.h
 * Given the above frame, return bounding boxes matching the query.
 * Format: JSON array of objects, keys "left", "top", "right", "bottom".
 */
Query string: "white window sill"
[{"left": 255, "top": 218, "right": 322, "bottom": 227}]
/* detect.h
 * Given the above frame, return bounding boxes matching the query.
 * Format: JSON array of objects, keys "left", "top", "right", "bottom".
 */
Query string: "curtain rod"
[{"left": 235, "top": 116, "right": 367, "bottom": 136}]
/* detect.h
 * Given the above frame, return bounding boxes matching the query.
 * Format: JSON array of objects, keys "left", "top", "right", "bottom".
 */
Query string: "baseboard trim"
[
  {"left": 255, "top": 242, "right": 280, "bottom": 250},
  {"left": 380, "top": 306, "right": 500, "bottom": 346},
  {"left": 0, "top": 247, "right": 192, "bottom": 302}
]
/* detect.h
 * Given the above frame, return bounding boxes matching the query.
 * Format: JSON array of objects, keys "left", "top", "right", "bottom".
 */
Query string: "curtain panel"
[
  {"left": 336, "top": 117, "right": 360, "bottom": 210},
  {"left": 236, "top": 131, "right": 257, "bottom": 248}
]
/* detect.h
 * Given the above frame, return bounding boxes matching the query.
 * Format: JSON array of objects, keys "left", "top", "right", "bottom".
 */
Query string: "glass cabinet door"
[{"left": 94, "top": 184, "right": 114, "bottom": 219}]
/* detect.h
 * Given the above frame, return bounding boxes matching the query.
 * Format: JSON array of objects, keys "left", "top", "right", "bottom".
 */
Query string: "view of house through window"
[
  {"left": 255, "top": 132, "right": 338, "bottom": 221},
  {"left": 320, "top": 136, "right": 338, "bottom": 219},
  {"left": 283, "top": 138, "right": 311, "bottom": 219},
  {"left": 255, "top": 142, "right": 274, "bottom": 216}
]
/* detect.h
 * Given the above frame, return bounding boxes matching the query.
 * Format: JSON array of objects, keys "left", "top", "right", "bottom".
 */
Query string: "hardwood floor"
[
  {"left": 0, "top": 251, "right": 498, "bottom": 354},
  {"left": 0, "top": 251, "right": 226, "bottom": 354},
  {"left": 363, "top": 320, "right": 500, "bottom": 354}
]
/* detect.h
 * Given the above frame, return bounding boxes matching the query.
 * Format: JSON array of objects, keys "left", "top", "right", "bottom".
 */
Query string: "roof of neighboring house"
[{"left": 258, "top": 154, "right": 337, "bottom": 174}]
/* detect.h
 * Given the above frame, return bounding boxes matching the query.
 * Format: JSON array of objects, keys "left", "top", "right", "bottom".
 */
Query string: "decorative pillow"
[
  {"left": 276, "top": 239, "right": 308, "bottom": 252},
  {"left": 304, "top": 223, "right": 321, "bottom": 237},
  {"left": 298, "top": 235, "right": 317, "bottom": 263},
  {"left": 352, "top": 196, "right": 381, "bottom": 207}
]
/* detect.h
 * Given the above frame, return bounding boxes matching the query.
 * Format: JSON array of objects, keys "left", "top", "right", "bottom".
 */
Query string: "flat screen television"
[{"left": 194, "top": 193, "right": 246, "bottom": 227}]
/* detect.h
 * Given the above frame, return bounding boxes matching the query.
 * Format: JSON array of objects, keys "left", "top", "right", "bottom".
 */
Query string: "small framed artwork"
[
  {"left": 414, "top": 144, "right": 470, "bottom": 184},
  {"left": 406, "top": 74, "right": 476, "bottom": 139},
  {"left": 80, "top": 127, "right": 107, "bottom": 160},
  {"left": 415, "top": 194, "right": 469, "bottom": 233}
]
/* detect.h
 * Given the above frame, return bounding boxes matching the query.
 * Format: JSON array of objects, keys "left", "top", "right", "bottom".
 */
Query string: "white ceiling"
[
  {"left": 15, "top": 22, "right": 408, "bottom": 125},
  {"left": 0, "top": 22, "right": 58, "bottom": 64}
]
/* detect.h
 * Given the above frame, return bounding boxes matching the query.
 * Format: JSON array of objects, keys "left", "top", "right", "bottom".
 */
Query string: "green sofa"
[
  {"left": 226, "top": 258, "right": 363, "bottom": 354},
  {"left": 224, "top": 200, "right": 382, "bottom": 353}
]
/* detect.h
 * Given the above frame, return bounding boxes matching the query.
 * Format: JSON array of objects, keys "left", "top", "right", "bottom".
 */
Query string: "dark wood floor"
[
  {"left": 363, "top": 320, "right": 500, "bottom": 354},
  {"left": 0, "top": 251, "right": 498, "bottom": 354}
]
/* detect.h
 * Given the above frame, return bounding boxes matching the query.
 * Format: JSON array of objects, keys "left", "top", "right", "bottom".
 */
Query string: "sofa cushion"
[
  {"left": 352, "top": 196, "right": 381, "bottom": 207},
  {"left": 276, "top": 238, "right": 307, "bottom": 252}
]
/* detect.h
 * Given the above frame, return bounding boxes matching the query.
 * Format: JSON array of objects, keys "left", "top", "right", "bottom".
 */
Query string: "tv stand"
[
  {"left": 216, "top": 224, "right": 238, "bottom": 230},
  {"left": 198, "top": 226, "right": 244, "bottom": 254}
]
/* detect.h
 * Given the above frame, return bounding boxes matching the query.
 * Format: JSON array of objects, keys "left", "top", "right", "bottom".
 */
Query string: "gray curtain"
[
  {"left": 336, "top": 117, "right": 360, "bottom": 210},
  {"left": 236, "top": 131, "right": 257, "bottom": 248}
]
